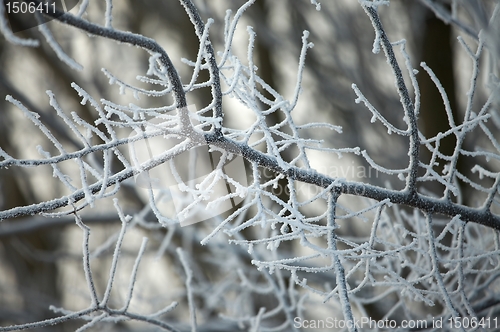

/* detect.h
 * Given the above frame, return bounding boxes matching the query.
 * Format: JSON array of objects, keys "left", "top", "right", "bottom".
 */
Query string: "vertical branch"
[
  {"left": 362, "top": 5, "right": 421, "bottom": 195},
  {"left": 327, "top": 189, "right": 357, "bottom": 332},
  {"left": 101, "top": 199, "right": 131, "bottom": 306},
  {"left": 456, "top": 220, "right": 477, "bottom": 317},
  {"left": 105, "top": 0, "right": 113, "bottom": 28},
  {"left": 179, "top": 0, "right": 224, "bottom": 135},
  {"left": 177, "top": 248, "right": 198, "bottom": 332},
  {"left": 425, "top": 213, "right": 462, "bottom": 326},
  {"left": 218, "top": 0, "right": 257, "bottom": 68},
  {"left": 246, "top": 26, "right": 257, "bottom": 99},
  {"left": 121, "top": 237, "right": 149, "bottom": 313},
  {"left": 290, "top": 31, "right": 314, "bottom": 112},
  {"left": 442, "top": 37, "right": 484, "bottom": 201},
  {"left": 74, "top": 212, "right": 99, "bottom": 307}
]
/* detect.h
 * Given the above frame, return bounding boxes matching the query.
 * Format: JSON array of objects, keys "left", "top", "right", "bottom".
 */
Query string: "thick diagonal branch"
[{"left": 1, "top": 1, "right": 497, "bottom": 232}]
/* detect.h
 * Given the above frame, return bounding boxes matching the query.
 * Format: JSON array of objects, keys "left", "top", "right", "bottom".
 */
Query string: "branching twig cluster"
[{"left": 0, "top": 0, "right": 499, "bottom": 331}]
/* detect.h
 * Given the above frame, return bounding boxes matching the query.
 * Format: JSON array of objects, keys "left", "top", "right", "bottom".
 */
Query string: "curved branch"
[
  {"left": 179, "top": 0, "right": 224, "bottom": 135},
  {"left": 207, "top": 134, "right": 500, "bottom": 230},
  {"left": 1, "top": 0, "right": 496, "bottom": 231},
  {"left": 30, "top": 0, "right": 187, "bottom": 108},
  {"left": 1, "top": 132, "right": 499, "bottom": 230},
  {"left": 0, "top": 139, "right": 196, "bottom": 220},
  {"left": 362, "top": 5, "right": 421, "bottom": 195}
]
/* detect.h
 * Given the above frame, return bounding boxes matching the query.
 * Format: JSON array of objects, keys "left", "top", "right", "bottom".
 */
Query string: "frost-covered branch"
[{"left": 1, "top": 0, "right": 500, "bottom": 330}]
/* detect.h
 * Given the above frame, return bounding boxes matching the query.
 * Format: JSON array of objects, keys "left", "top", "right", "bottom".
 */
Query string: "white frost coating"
[
  {"left": 361, "top": 150, "right": 409, "bottom": 176},
  {"left": 105, "top": 0, "right": 113, "bottom": 28},
  {"left": 290, "top": 31, "right": 314, "bottom": 112},
  {"left": 310, "top": 0, "right": 321, "bottom": 11},
  {"left": 1, "top": 1, "right": 500, "bottom": 331},
  {"left": 297, "top": 122, "right": 342, "bottom": 133},
  {"left": 371, "top": 29, "right": 381, "bottom": 54},
  {"left": 183, "top": 18, "right": 214, "bottom": 92},
  {"left": 102, "top": 68, "right": 173, "bottom": 98},
  {"left": 76, "top": 0, "right": 90, "bottom": 17},
  {"left": 359, "top": 0, "right": 390, "bottom": 8},
  {"left": 77, "top": 158, "right": 94, "bottom": 208},
  {"left": 352, "top": 84, "right": 409, "bottom": 135},
  {"left": 420, "top": 62, "right": 455, "bottom": 128},
  {"left": 6, "top": 95, "right": 66, "bottom": 154},
  {"left": 38, "top": 22, "right": 83, "bottom": 71},
  {"left": 218, "top": 0, "right": 257, "bottom": 68},
  {"left": 47, "top": 91, "right": 90, "bottom": 148},
  {"left": 74, "top": 213, "right": 99, "bottom": 306},
  {"left": 247, "top": 26, "right": 256, "bottom": 99},
  {"left": 359, "top": 1, "right": 389, "bottom": 54},
  {"left": 0, "top": 147, "right": 12, "bottom": 160},
  {"left": 177, "top": 248, "right": 198, "bottom": 332},
  {"left": 397, "top": 40, "right": 421, "bottom": 118},
  {"left": 120, "top": 236, "right": 149, "bottom": 312}
]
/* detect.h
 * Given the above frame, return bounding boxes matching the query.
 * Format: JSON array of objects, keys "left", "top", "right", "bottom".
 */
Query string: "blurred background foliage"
[{"left": 0, "top": 0, "right": 495, "bottom": 330}]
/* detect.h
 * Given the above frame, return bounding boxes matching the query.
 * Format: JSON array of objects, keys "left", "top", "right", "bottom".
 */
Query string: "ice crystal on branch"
[{"left": 0, "top": 0, "right": 499, "bottom": 331}]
